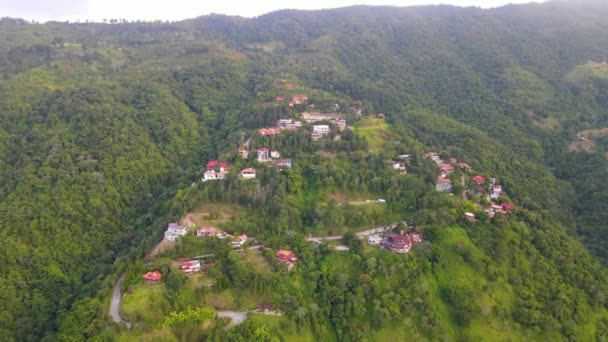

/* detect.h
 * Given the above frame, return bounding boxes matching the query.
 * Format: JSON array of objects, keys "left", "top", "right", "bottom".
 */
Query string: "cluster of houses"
[
  {"left": 164, "top": 222, "right": 250, "bottom": 247},
  {"left": 275, "top": 250, "right": 298, "bottom": 271},
  {"left": 425, "top": 152, "right": 474, "bottom": 193},
  {"left": 252, "top": 304, "right": 282, "bottom": 316},
  {"left": 251, "top": 147, "right": 293, "bottom": 171},
  {"left": 367, "top": 230, "right": 423, "bottom": 254},
  {"left": 301, "top": 112, "right": 347, "bottom": 140}
]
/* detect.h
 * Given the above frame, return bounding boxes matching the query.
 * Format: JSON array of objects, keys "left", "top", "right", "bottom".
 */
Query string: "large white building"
[
  {"left": 312, "top": 125, "right": 330, "bottom": 140},
  {"left": 164, "top": 223, "right": 188, "bottom": 241}
]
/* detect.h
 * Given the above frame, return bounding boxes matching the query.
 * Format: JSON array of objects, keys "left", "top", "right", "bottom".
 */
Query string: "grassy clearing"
[
  {"left": 241, "top": 249, "right": 273, "bottom": 277},
  {"left": 121, "top": 284, "right": 168, "bottom": 324},
  {"left": 180, "top": 203, "right": 246, "bottom": 228},
  {"left": 355, "top": 117, "right": 391, "bottom": 151}
]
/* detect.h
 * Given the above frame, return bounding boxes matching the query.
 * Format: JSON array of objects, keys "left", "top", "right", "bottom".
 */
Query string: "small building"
[
  {"left": 490, "top": 185, "right": 503, "bottom": 199},
  {"left": 376, "top": 113, "right": 386, "bottom": 119},
  {"left": 464, "top": 212, "right": 476, "bottom": 222},
  {"left": 180, "top": 260, "right": 201, "bottom": 275},
  {"left": 436, "top": 178, "right": 452, "bottom": 192},
  {"left": 277, "top": 119, "right": 301, "bottom": 129},
  {"left": 367, "top": 235, "right": 383, "bottom": 245},
  {"left": 276, "top": 96, "right": 286, "bottom": 101},
  {"left": 398, "top": 154, "right": 412, "bottom": 160},
  {"left": 312, "top": 125, "right": 330, "bottom": 140},
  {"left": 217, "top": 232, "right": 231, "bottom": 239},
  {"left": 143, "top": 271, "right": 162, "bottom": 284},
  {"left": 275, "top": 159, "right": 292, "bottom": 171},
  {"left": 292, "top": 95, "right": 308, "bottom": 105},
  {"left": 471, "top": 175, "right": 485, "bottom": 185},
  {"left": 392, "top": 162, "right": 407, "bottom": 173},
  {"left": 202, "top": 170, "right": 227, "bottom": 182},
  {"left": 164, "top": 223, "right": 188, "bottom": 241},
  {"left": 271, "top": 150, "right": 281, "bottom": 159},
  {"left": 257, "top": 148, "right": 270, "bottom": 162},
  {"left": 197, "top": 226, "right": 217, "bottom": 237},
  {"left": 206, "top": 160, "right": 219, "bottom": 169},
  {"left": 241, "top": 168, "right": 256, "bottom": 179},
  {"left": 232, "top": 234, "right": 248, "bottom": 247},
  {"left": 438, "top": 163, "right": 454, "bottom": 175},
  {"left": 239, "top": 149, "right": 249, "bottom": 159},
  {"left": 336, "top": 119, "right": 347, "bottom": 131},
  {"left": 335, "top": 245, "right": 350, "bottom": 252},
  {"left": 501, "top": 203, "right": 515, "bottom": 213},
  {"left": 276, "top": 250, "right": 298, "bottom": 271},
  {"left": 258, "top": 128, "right": 281, "bottom": 137}
]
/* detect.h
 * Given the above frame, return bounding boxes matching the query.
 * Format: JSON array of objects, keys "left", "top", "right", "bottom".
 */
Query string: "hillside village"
[{"left": 112, "top": 89, "right": 523, "bottom": 338}]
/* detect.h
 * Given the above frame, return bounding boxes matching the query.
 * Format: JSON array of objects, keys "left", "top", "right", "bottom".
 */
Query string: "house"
[
  {"left": 367, "top": 235, "right": 383, "bottom": 245},
  {"left": 501, "top": 203, "right": 515, "bottom": 213},
  {"left": 206, "top": 160, "right": 219, "bottom": 169},
  {"left": 336, "top": 119, "right": 347, "bottom": 131},
  {"left": 232, "top": 234, "right": 248, "bottom": 247},
  {"left": 277, "top": 119, "right": 301, "bottom": 129},
  {"left": 459, "top": 162, "right": 473, "bottom": 170},
  {"left": 219, "top": 162, "right": 229, "bottom": 172},
  {"left": 490, "top": 185, "right": 503, "bottom": 199},
  {"left": 202, "top": 170, "right": 227, "bottom": 182},
  {"left": 410, "top": 232, "right": 423, "bottom": 243},
  {"left": 425, "top": 152, "right": 442, "bottom": 163},
  {"left": 271, "top": 150, "right": 281, "bottom": 159},
  {"left": 292, "top": 95, "right": 308, "bottom": 105},
  {"left": 257, "top": 148, "right": 270, "bottom": 162},
  {"left": 449, "top": 158, "right": 458, "bottom": 163},
  {"left": 438, "top": 163, "right": 454, "bottom": 175},
  {"left": 276, "top": 96, "right": 286, "bottom": 101},
  {"left": 197, "top": 226, "right": 217, "bottom": 237},
  {"left": 392, "top": 162, "right": 407, "bottom": 173},
  {"left": 217, "top": 232, "right": 231, "bottom": 239},
  {"left": 312, "top": 125, "right": 330, "bottom": 140},
  {"left": 276, "top": 250, "right": 298, "bottom": 271},
  {"left": 239, "top": 149, "right": 249, "bottom": 159},
  {"left": 143, "top": 271, "right": 162, "bottom": 284},
  {"left": 275, "top": 159, "right": 292, "bottom": 171},
  {"left": 376, "top": 113, "right": 385, "bottom": 119},
  {"left": 471, "top": 175, "right": 485, "bottom": 185},
  {"left": 436, "top": 178, "right": 452, "bottom": 192},
  {"left": 180, "top": 260, "right": 201, "bottom": 274},
  {"left": 398, "top": 154, "right": 412, "bottom": 160},
  {"left": 164, "top": 223, "right": 188, "bottom": 241},
  {"left": 381, "top": 234, "right": 412, "bottom": 254},
  {"left": 258, "top": 127, "right": 281, "bottom": 137},
  {"left": 241, "top": 168, "right": 256, "bottom": 179},
  {"left": 464, "top": 212, "right": 476, "bottom": 222}
]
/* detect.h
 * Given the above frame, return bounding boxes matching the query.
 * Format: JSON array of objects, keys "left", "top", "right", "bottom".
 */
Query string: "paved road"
[
  {"left": 306, "top": 225, "right": 395, "bottom": 243},
  {"left": 110, "top": 274, "right": 132, "bottom": 329},
  {"left": 461, "top": 174, "right": 468, "bottom": 201},
  {"left": 217, "top": 311, "right": 247, "bottom": 330}
]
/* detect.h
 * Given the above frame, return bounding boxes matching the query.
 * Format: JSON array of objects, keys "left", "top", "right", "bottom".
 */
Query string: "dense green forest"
[{"left": 1, "top": 0, "right": 608, "bottom": 340}]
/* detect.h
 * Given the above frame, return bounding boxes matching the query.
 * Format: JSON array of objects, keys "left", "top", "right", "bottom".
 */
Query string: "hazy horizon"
[{"left": 2, "top": 0, "right": 546, "bottom": 23}]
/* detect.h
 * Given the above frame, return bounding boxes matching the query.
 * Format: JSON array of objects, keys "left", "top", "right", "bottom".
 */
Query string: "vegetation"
[{"left": 1, "top": 1, "right": 608, "bottom": 340}]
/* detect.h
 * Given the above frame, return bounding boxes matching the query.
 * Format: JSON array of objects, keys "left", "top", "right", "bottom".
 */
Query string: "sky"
[{"left": 0, "top": 0, "right": 545, "bottom": 22}]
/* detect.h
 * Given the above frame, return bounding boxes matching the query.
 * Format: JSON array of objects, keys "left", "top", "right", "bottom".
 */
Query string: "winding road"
[
  {"left": 110, "top": 274, "right": 132, "bottom": 329},
  {"left": 305, "top": 225, "right": 395, "bottom": 243}
]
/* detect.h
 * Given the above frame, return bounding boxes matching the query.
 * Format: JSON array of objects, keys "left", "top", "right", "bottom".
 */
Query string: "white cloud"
[{"left": 1, "top": 0, "right": 545, "bottom": 22}]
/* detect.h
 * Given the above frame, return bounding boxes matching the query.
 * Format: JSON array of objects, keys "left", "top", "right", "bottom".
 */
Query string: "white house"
[
  {"left": 367, "top": 235, "right": 383, "bottom": 245},
  {"left": 490, "top": 185, "right": 503, "bottom": 199},
  {"left": 275, "top": 159, "right": 292, "bottom": 171},
  {"left": 180, "top": 260, "right": 201, "bottom": 274},
  {"left": 257, "top": 148, "right": 270, "bottom": 162},
  {"left": 231, "top": 234, "right": 248, "bottom": 247},
  {"left": 203, "top": 170, "right": 227, "bottom": 182},
  {"left": 271, "top": 150, "right": 281, "bottom": 159},
  {"left": 392, "top": 162, "right": 407, "bottom": 173},
  {"left": 164, "top": 223, "right": 188, "bottom": 241},
  {"left": 312, "top": 125, "right": 330, "bottom": 140},
  {"left": 436, "top": 178, "right": 452, "bottom": 192},
  {"left": 241, "top": 168, "right": 256, "bottom": 179}
]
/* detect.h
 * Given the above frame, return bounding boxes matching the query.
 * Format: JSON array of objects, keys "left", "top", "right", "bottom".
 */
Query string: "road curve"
[
  {"left": 110, "top": 274, "right": 132, "bottom": 329},
  {"left": 217, "top": 311, "right": 247, "bottom": 330}
]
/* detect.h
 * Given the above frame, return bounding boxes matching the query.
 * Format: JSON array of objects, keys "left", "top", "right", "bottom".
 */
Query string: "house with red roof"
[
  {"left": 501, "top": 203, "right": 515, "bottom": 213},
  {"left": 258, "top": 128, "right": 281, "bottom": 137},
  {"left": 231, "top": 234, "right": 248, "bottom": 247},
  {"left": 438, "top": 163, "right": 454, "bottom": 175},
  {"left": 275, "top": 159, "right": 292, "bottom": 171},
  {"left": 241, "top": 168, "right": 256, "bottom": 179},
  {"left": 143, "top": 271, "right": 162, "bottom": 284},
  {"left": 276, "top": 250, "right": 298, "bottom": 271},
  {"left": 206, "top": 160, "right": 219, "bottom": 169},
  {"left": 276, "top": 96, "right": 286, "bottom": 101},
  {"left": 380, "top": 234, "right": 412, "bottom": 254},
  {"left": 292, "top": 95, "right": 308, "bottom": 105},
  {"left": 180, "top": 260, "right": 201, "bottom": 275},
  {"left": 471, "top": 175, "right": 485, "bottom": 185}
]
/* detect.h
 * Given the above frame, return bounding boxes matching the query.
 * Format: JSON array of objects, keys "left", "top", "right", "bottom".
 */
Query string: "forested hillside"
[{"left": 1, "top": 1, "right": 608, "bottom": 340}]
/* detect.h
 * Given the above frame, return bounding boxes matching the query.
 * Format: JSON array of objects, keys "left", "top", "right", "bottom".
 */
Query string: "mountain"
[{"left": 1, "top": 1, "right": 608, "bottom": 340}]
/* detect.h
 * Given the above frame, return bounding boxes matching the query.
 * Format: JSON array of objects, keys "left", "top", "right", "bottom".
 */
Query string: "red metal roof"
[{"left": 143, "top": 271, "right": 162, "bottom": 281}]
